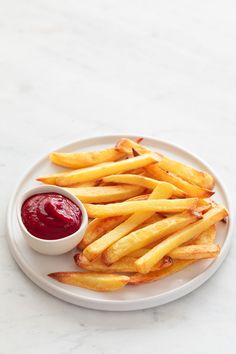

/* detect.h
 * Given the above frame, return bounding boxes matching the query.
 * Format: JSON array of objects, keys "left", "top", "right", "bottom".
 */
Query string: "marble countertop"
[{"left": 1, "top": 0, "right": 236, "bottom": 353}]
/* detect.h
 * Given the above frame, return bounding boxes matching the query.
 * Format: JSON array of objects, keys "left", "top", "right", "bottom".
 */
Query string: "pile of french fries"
[{"left": 37, "top": 138, "right": 228, "bottom": 292}]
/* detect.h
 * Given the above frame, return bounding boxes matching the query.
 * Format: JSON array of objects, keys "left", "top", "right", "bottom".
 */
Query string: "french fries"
[
  {"left": 190, "top": 225, "right": 216, "bottom": 245},
  {"left": 48, "top": 272, "right": 129, "bottom": 292},
  {"left": 37, "top": 171, "right": 68, "bottom": 185},
  {"left": 83, "top": 184, "right": 172, "bottom": 261},
  {"left": 65, "top": 185, "right": 144, "bottom": 203},
  {"left": 55, "top": 154, "right": 159, "bottom": 186},
  {"left": 84, "top": 198, "right": 198, "bottom": 218},
  {"left": 169, "top": 244, "right": 220, "bottom": 260},
  {"left": 103, "top": 211, "right": 200, "bottom": 265},
  {"left": 129, "top": 260, "right": 194, "bottom": 285},
  {"left": 50, "top": 148, "right": 125, "bottom": 169},
  {"left": 102, "top": 174, "right": 186, "bottom": 198},
  {"left": 74, "top": 253, "right": 172, "bottom": 273},
  {"left": 127, "top": 226, "right": 217, "bottom": 259},
  {"left": 135, "top": 205, "right": 228, "bottom": 273},
  {"left": 116, "top": 138, "right": 214, "bottom": 189},
  {"left": 41, "top": 138, "right": 228, "bottom": 293},
  {"left": 146, "top": 164, "right": 214, "bottom": 198},
  {"left": 78, "top": 216, "right": 127, "bottom": 250}
]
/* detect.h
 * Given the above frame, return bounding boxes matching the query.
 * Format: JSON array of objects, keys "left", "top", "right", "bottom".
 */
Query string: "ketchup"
[{"left": 21, "top": 193, "right": 82, "bottom": 240}]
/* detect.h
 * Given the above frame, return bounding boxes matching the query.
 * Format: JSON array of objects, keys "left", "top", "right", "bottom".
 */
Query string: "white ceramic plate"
[{"left": 7, "top": 135, "right": 233, "bottom": 311}]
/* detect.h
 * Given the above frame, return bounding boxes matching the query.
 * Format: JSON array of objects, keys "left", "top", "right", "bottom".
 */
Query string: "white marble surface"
[{"left": 1, "top": 0, "right": 236, "bottom": 353}]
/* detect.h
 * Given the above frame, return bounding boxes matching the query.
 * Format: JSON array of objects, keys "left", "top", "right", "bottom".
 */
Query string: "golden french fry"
[
  {"left": 102, "top": 174, "right": 186, "bottom": 198},
  {"left": 116, "top": 138, "right": 214, "bottom": 190},
  {"left": 116, "top": 138, "right": 152, "bottom": 156},
  {"left": 83, "top": 184, "right": 173, "bottom": 261},
  {"left": 48, "top": 272, "right": 129, "bottom": 292},
  {"left": 134, "top": 213, "right": 163, "bottom": 230},
  {"left": 128, "top": 225, "right": 216, "bottom": 258},
  {"left": 128, "top": 248, "right": 151, "bottom": 258},
  {"left": 78, "top": 216, "right": 127, "bottom": 250},
  {"left": 169, "top": 244, "right": 220, "bottom": 260},
  {"left": 49, "top": 148, "right": 125, "bottom": 169},
  {"left": 54, "top": 154, "right": 159, "bottom": 186},
  {"left": 37, "top": 166, "right": 111, "bottom": 185},
  {"left": 128, "top": 225, "right": 216, "bottom": 259},
  {"left": 158, "top": 157, "right": 215, "bottom": 190},
  {"left": 74, "top": 253, "right": 172, "bottom": 273},
  {"left": 37, "top": 171, "right": 68, "bottom": 185},
  {"left": 103, "top": 211, "right": 199, "bottom": 265},
  {"left": 146, "top": 164, "right": 214, "bottom": 198},
  {"left": 65, "top": 185, "right": 144, "bottom": 203},
  {"left": 127, "top": 194, "right": 150, "bottom": 201},
  {"left": 84, "top": 198, "right": 198, "bottom": 218},
  {"left": 135, "top": 205, "right": 228, "bottom": 273},
  {"left": 190, "top": 225, "right": 216, "bottom": 245},
  {"left": 129, "top": 260, "right": 194, "bottom": 285}
]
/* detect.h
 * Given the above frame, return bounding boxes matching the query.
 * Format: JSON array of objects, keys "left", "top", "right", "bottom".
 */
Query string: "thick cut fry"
[
  {"left": 135, "top": 205, "right": 228, "bottom": 273},
  {"left": 146, "top": 164, "right": 214, "bottom": 198},
  {"left": 116, "top": 138, "right": 214, "bottom": 189},
  {"left": 83, "top": 184, "right": 172, "bottom": 261},
  {"left": 127, "top": 194, "right": 150, "bottom": 201},
  {"left": 128, "top": 227, "right": 217, "bottom": 258},
  {"left": 49, "top": 148, "right": 125, "bottom": 169},
  {"left": 134, "top": 213, "right": 163, "bottom": 229},
  {"left": 158, "top": 157, "right": 215, "bottom": 190},
  {"left": 54, "top": 154, "right": 159, "bottom": 186},
  {"left": 78, "top": 216, "right": 127, "bottom": 250},
  {"left": 169, "top": 244, "right": 220, "bottom": 260},
  {"left": 102, "top": 175, "right": 186, "bottom": 198},
  {"left": 84, "top": 198, "right": 198, "bottom": 218},
  {"left": 37, "top": 171, "right": 68, "bottom": 185},
  {"left": 48, "top": 272, "right": 129, "bottom": 292},
  {"left": 74, "top": 253, "right": 172, "bottom": 273},
  {"left": 189, "top": 225, "right": 216, "bottom": 245},
  {"left": 116, "top": 138, "right": 153, "bottom": 156},
  {"left": 129, "top": 260, "right": 194, "bottom": 285},
  {"left": 103, "top": 211, "right": 199, "bottom": 265},
  {"left": 65, "top": 185, "right": 144, "bottom": 203}
]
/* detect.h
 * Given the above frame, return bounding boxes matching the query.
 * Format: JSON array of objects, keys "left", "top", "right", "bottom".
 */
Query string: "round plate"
[{"left": 7, "top": 135, "right": 233, "bottom": 311}]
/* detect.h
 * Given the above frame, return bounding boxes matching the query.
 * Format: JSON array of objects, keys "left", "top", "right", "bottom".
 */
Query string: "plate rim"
[{"left": 7, "top": 134, "right": 234, "bottom": 311}]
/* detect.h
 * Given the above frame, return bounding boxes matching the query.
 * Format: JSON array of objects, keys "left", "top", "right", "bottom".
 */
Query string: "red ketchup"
[{"left": 21, "top": 193, "right": 82, "bottom": 240}]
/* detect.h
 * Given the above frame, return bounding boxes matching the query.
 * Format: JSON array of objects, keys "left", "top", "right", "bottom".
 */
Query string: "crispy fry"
[
  {"left": 134, "top": 213, "right": 163, "bottom": 229},
  {"left": 49, "top": 148, "right": 125, "bottom": 169},
  {"left": 190, "top": 225, "right": 216, "bottom": 245},
  {"left": 146, "top": 164, "right": 214, "bottom": 198},
  {"left": 83, "top": 184, "right": 173, "bottom": 261},
  {"left": 54, "top": 154, "right": 159, "bottom": 186},
  {"left": 102, "top": 174, "right": 186, "bottom": 198},
  {"left": 169, "top": 244, "right": 220, "bottom": 260},
  {"left": 158, "top": 157, "right": 215, "bottom": 190},
  {"left": 37, "top": 171, "right": 68, "bottom": 185},
  {"left": 129, "top": 226, "right": 217, "bottom": 258},
  {"left": 127, "top": 194, "right": 150, "bottom": 201},
  {"left": 116, "top": 138, "right": 152, "bottom": 156},
  {"left": 116, "top": 138, "right": 214, "bottom": 189},
  {"left": 129, "top": 260, "right": 194, "bottom": 285},
  {"left": 84, "top": 198, "right": 198, "bottom": 218},
  {"left": 135, "top": 205, "right": 228, "bottom": 273},
  {"left": 74, "top": 253, "right": 172, "bottom": 273},
  {"left": 103, "top": 211, "right": 199, "bottom": 265},
  {"left": 65, "top": 185, "right": 144, "bottom": 203},
  {"left": 78, "top": 216, "right": 127, "bottom": 250},
  {"left": 48, "top": 272, "right": 129, "bottom": 292}
]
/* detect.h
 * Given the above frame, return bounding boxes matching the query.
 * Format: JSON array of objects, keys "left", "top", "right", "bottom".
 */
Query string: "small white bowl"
[{"left": 17, "top": 185, "right": 88, "bottom": 256}]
